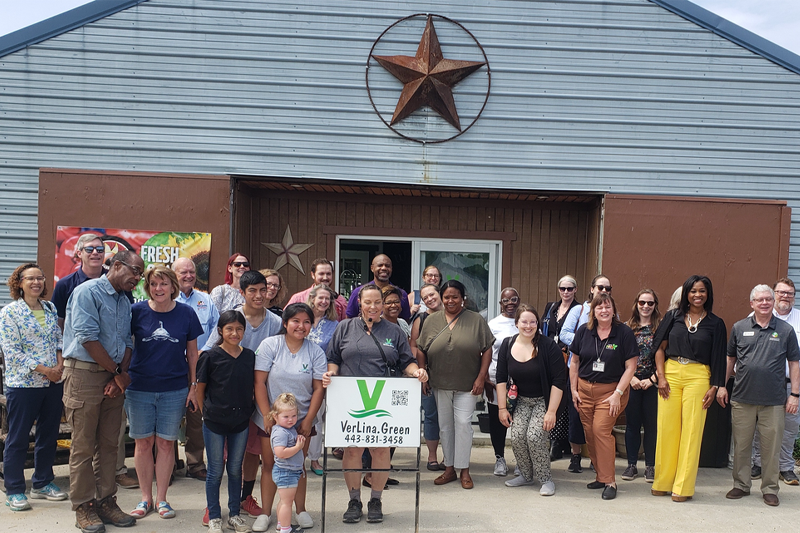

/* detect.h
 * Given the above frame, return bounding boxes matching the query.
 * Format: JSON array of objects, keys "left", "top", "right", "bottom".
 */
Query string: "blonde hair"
[
  {"left": 307, "top": 284, "right": 338, "bottom": 321},
  {"left": 270, "top": 392, "right": 298, "bottom": 421},
  {"left": 143, "top": 265, "right": 180, "bottom": 300}
]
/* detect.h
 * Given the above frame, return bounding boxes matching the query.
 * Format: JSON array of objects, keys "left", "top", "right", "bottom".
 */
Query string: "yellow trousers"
[{"left": 653, "top": 359, "right": 711, "bottom": 497}]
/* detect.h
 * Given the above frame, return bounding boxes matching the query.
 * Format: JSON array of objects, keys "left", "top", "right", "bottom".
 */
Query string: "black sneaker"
[
  {"left": 644, "top": 466, "right": 655, "bottom": 483},
  {"left": 366, "top": 498, "right": 383, "bottom": 523},
  {"left": 621, "top": 465, "right": 638, "bottom": 481},
  {"left": 751, "top": 465, "right": 762, "bottom": 479},
  {"left": 568, "top": 454, "right": 582, "bottom": 473},
  {"left": 342, "top": 499, "right": 362, "bottom": 523}
]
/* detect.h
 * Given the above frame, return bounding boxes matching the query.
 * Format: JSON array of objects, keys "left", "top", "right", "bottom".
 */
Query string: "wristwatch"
[
  {"left": 790, "top": 392, "right": 799, "bottom": 398},
  {"left": 114, "top": 364, "right": 123, "bottom": 375},
  {"left": 615, "top": 388, "right": 624, "bottom": 396}
]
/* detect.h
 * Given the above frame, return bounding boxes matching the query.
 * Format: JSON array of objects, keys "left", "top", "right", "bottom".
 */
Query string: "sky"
[{"left": 1, "top": 0, "right": 799, "bottom": 57}]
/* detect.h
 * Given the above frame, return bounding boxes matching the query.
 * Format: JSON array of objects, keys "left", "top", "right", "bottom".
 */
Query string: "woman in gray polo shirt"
[{"left": 322, "top": 285, "right": 428, "bottom": 525}]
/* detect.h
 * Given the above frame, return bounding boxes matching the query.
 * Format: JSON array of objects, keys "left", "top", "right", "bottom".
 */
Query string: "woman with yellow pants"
[{"left": 652, "top": 275, "right": 727, "bottom": 502}]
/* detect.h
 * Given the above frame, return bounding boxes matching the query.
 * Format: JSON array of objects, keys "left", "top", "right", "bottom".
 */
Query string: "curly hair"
[{"left": 7, "top": 263, "right": 47, "bottom": 300}]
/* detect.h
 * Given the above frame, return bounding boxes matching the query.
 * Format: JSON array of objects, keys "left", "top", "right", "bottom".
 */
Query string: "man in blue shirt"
[
  {"left": 53, "top": 233, "right": 139, "bottom": 490},
  {"left": 62, "top": 251, "right": 144, "bottom": 533},
  {"left": 174, "top": 257, "right": 219, "bottom": 481},
  {"left": 52, "top": 233, "right": 105, "bottom": 330}
]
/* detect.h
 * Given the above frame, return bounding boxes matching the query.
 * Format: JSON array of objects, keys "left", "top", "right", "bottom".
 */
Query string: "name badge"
[
  {"left": 592, "top": 361, "right": 606, "bottom": 372},
  {"left": 743, "top": 331, "right": 755, "bottom": 337}
]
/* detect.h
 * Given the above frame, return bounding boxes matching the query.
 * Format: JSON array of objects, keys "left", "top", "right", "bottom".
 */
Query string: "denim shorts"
[
  {"left": 125, "top": 387, "right": 187, "bottom": 440},
  {"left": 272, "top": 465, "right": 302, "bottom": 489}
]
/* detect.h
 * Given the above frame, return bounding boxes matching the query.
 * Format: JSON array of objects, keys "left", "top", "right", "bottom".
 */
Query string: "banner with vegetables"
[{"left": 55, "top": 226, "right": 212, "bottom": 300}]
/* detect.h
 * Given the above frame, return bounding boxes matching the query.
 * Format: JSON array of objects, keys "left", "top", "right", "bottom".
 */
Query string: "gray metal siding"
[{"left": 1, "top": 0, "right": 799, "bottom": 301}]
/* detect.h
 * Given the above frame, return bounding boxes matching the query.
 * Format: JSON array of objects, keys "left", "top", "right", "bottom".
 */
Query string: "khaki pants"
[
  {"left": 63, "top": 366, "right": 125, "bottom": 510},
  {"left": 732, "top": 401, "right": 784, "bottom": 495},
  {"left": 577, "top": 379, "right": 628, "bottom": 484}
]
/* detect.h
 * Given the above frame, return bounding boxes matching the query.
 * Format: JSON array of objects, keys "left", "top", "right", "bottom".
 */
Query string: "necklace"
[{"left": 686, "top": 311, "right": 707, "bottom": 333}]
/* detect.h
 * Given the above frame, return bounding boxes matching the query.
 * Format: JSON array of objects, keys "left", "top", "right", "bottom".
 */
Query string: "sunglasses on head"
[
  {"left": 638, "top": 300, "right": 655, "bottom": 307},
  {"left": 559, "top": 286, "right": 575, "bottom": 292},
  {"left": 594, "top": 285, "right": 612, "bottom": 292},
  {"left": 232, "top": 261, "right": 250, "bottom": 268}
]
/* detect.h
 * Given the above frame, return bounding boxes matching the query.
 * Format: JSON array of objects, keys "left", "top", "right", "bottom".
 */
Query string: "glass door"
[{"left": 412, "top": 239, "right": 502, "bottom": 320}]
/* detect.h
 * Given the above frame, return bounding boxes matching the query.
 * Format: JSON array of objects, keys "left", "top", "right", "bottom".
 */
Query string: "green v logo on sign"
[
  {"left": 358, "top": 379, "right": 385, "bottom": 410},
  {"left": 348, "top": 379, "right": 392, "bottom": 418}
]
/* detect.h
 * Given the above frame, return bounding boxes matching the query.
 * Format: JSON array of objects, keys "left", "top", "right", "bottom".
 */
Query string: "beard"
[{"left": 775, "top": 300, "right": 793, "bottom": 315}]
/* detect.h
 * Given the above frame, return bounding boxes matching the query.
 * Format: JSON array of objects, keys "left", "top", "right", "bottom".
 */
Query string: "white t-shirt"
[
  {"left": 487, "top": 315, "right": 518, "bottom": 404},
  {"left": 774, "top": 307, "right": 800, "bottom": 377}
]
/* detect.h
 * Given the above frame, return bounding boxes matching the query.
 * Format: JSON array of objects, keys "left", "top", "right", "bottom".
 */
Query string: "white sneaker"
[
  {"left": 514, "top": 465, "right": 521, "bottom": 476},
  {"left": 505, "top": 475, "right": 535, "bottom": 487},
  {"left": 540, "top": 481, "right": 555, "bottom": 496},
  {"left": 253, "top": 514, "right": 271, "bottom": 532},
  {"left": 209, "top": 518, "right": 224, "bottom": 533},
  {"left": 493, "top": 456, "right": 508, "bottom": 476},
  {"left": 296, "top": 511, "right": 313, "bottom": 529}
]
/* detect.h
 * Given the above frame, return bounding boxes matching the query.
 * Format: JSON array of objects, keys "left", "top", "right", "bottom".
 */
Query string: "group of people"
[{"left": 2, "top": 239, "right": 799, "bottom": 533}]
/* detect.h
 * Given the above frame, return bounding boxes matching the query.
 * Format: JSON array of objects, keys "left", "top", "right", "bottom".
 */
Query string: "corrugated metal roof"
[{"left": 0, "top": 0, "right": 799, "bottom": 302}]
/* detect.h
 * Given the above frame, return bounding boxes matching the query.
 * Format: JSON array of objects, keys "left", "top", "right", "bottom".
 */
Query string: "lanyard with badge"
[{"left": 593, "top": 336, "right": 610, "bottom": 373}]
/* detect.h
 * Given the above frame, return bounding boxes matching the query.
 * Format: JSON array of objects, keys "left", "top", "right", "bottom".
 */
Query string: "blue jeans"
[
  {"left": 3, "top": 384, "right": 63, "bottom": 495},
  {"left": 204, "top": 423, "right": 249, "bottom": 520},
  {"left": 421, "top": 390, "right": 440, "bottom": 441}
]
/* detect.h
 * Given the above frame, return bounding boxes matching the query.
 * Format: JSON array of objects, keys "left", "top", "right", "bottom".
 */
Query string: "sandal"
[
  {"left": 157, "top": 501, "right": 176, "bottom": 519},
  {"left": 331, "top": 448, "right": 344, "bottom": 460},
  {"left": 130, "top": 501, "right": 153, "bottom": 518}
]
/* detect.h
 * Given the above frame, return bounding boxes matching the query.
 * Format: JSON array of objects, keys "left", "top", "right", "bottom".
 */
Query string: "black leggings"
[{"left": 487, "top": 403, "right": 508, "bottom": 458}]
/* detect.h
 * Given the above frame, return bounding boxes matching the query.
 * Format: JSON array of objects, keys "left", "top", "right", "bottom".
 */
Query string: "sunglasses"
[
  {"left": 82, "top": 246, "right": 104, "bottom": 254},
  {"left": 638, "top": 300, "right": 655, "bottom": 307},
  {"left": 559, "top": 286, "right": 575, "bottom": 292},
  {"left": 232, "top": 261, "right": 250, "bottom": 268},
  {"left": 594, "top": 285, "right": 612, "bottom": 292}
]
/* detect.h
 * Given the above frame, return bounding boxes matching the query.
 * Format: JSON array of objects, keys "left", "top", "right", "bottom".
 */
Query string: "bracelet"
[
  {"left": 615, "top": 388, "right": 624, "bottom": 396},
  {"left": 499, "top": 407, "right": 508, "bottom": 410},
  {"left": 790, "top": 392, "right": 799, "bottom": 398},
  {"left": 190, "top": 381, "right": 197, "bottom": 387}
]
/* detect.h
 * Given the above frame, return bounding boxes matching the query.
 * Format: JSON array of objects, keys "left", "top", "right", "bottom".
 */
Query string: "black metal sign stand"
[{"left": 320, "top": 446, "right": 421, "bottom": 533}]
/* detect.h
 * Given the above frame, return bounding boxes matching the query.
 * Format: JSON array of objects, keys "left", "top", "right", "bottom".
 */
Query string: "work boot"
[
  {"left": 96, "top": 495, "right": 136, "bottom": 527},
  {"left": 75, "top": 500, "right": 106, "bottom": 533}
]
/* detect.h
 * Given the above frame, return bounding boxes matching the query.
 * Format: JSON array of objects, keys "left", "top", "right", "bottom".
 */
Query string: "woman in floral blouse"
[{"left": 0, "top": 263, "right": 67, "bottom": 511}]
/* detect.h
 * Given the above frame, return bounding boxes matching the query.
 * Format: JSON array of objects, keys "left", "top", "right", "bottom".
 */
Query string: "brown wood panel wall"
[{"left": 235, "top": 185, "right": 600, "bottom": 313}]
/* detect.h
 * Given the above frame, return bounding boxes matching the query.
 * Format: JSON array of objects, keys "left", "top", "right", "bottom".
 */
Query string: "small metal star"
[
  {"left": 372, "top": 14, "right": 486, "bottom": 130},
  {"left": 262, "top": 225, "right": 313, "bottom": 274}
]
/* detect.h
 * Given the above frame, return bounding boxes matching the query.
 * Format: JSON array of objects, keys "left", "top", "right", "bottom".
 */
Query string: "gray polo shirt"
[{"left": 728, "top": 315, "right": 800, "bottom": 405}]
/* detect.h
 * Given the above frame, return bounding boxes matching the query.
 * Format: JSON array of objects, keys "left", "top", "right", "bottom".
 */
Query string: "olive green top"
[{"left": 418, "top": 310, "right": 495, "bottom": 391}]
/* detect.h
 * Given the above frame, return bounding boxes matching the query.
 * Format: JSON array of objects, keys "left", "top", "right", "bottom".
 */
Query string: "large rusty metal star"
[{"left": 372, "top": 15, "right": 486, "bottom": 131}]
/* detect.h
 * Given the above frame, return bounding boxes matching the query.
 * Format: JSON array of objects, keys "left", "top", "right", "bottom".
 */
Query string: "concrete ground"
[{"left": 4, "top": 443, "right": 799, "bottom": 533}]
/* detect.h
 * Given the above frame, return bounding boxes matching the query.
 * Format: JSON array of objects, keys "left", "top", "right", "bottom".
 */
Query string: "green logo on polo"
[{"left": 349, "top": 379, "right": 392, "bottom": 418}]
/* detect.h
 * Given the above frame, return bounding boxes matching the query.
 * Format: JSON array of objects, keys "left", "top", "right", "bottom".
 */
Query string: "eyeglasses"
[
  {"left": 118, "top": 260, "right": 144, "bottom": 278},
  {"left": 232, "top": 261, "right": 250, "bottom": 268},
  {"left": 21, "top": 276, "right": 46, "bottom": 282},
  {"left": 594, "top": 285, "right": 612, "bottom": 292},
  {"left": 775, "top": 290, "right": 795, "bottom": 297},
  {"left": 752, "top": 297, "right": 775, "bottom": 304},
  {"left": 559, "top": 286, "right": 575, "bottom": 292},
  {"left": 638, "top": 300, "right": 655, "bottom": 307},
  {"left": 82, "top": 246, "right": 104, "bottom": 254},
  {"left": 265, "top": 282, "right": 281, "bottom": 289},
  {"left": 501, "top": 296, "right": 520, "bottom": 305},
  {"left": 384, "top": 300, "right": 402, "bottom": 306}
]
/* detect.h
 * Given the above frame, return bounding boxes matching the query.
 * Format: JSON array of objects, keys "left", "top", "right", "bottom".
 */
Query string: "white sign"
[{"left": 325, "top": 376, "right": 421, "bottom": 448}]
